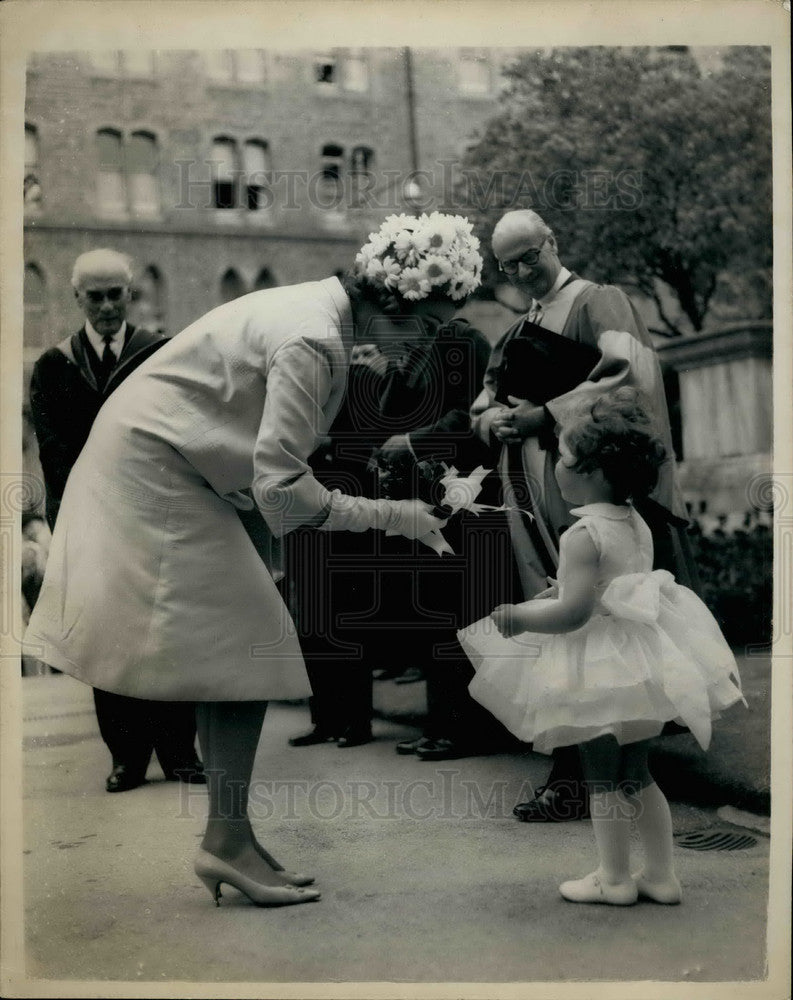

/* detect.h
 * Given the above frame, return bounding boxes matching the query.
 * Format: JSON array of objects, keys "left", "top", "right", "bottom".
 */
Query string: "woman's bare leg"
[{"left": 196, "top": 701, "right": 294, "bottom": 887}]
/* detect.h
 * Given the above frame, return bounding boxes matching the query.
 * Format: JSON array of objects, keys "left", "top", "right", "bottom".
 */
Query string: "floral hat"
[{"left": 354, "top": 212, "right": 484, "bottom": 302}]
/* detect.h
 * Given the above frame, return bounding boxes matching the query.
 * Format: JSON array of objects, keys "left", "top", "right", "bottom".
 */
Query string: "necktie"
[
  {"left": 99, "top": 335, "right": 117, "bottom": 389},
  {"left": 529, "top": 301, "right": 543, "bottom": 326}
]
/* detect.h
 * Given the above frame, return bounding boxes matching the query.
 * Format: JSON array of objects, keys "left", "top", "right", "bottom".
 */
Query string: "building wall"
[{"left": 23, "top": 46, "right": 520, "bottom": 371}]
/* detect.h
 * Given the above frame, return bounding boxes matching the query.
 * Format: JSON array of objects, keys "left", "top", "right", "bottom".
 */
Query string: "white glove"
[{"left": 318, "top": 491, "right": 446, "bottom": 540}]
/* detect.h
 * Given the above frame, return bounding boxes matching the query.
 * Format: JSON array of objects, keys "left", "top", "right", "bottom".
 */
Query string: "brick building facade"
[{"left": 23, "top": 47, "right": 519, "bottom": 372}]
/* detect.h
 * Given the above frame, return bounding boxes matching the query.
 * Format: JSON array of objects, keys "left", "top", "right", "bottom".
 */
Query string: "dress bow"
[{"left": 600, "top": 570, "right": 676, "bottom": 623}]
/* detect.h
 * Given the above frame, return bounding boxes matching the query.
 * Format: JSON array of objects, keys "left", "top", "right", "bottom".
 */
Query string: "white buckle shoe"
[
  {"left": 633, "top": 872, "right": 683, "bottom": 904},
  {"left": 559, "top": 871, "right": 638, "bottom": 905}
]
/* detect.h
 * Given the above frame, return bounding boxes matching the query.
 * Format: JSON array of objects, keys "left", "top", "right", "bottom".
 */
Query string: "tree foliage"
[{"left": 454, "top": 47, "right": 772, "bottom": 334}]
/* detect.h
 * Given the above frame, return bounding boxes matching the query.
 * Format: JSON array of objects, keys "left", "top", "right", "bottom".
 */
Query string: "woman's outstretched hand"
[{"left": 391, "top": 498, "right": 448, "bottom": 540}]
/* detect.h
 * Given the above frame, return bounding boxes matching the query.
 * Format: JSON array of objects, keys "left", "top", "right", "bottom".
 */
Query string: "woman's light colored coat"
[{"left": 25, "top": 278, "right": 353, "bottom": 701}]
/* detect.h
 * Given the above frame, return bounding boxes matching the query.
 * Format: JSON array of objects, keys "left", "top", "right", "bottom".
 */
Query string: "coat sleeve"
[
  {"left": 252, "top": 338, "right": 340, "bottom": 537},
  {"left": 407, "top": 325, "right": 495, "bottom": 468},
  {"left": 544, "top": 286, "right": 687, "bottom": 524},
  {"left": 544, "top": 286, "right": 665, "bottom": 429},
  {"left": 29, "top": 355, "right": 77, "bottom": 529},
  {"left": 469, "top": 325, "right": 517, "bottom": 446}
]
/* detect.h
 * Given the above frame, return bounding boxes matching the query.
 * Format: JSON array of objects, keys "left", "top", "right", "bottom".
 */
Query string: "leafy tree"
[{"left": 453, "top": 47, "right": 772, "bottom": 334}]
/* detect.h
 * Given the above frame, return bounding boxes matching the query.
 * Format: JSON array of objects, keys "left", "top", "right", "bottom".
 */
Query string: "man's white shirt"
[{"left": 84, "top": 320, "right": 127, "bottom": 360}]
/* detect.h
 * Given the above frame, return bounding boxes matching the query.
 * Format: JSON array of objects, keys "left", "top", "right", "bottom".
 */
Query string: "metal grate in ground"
[{"left": 674, "top": 828, "right": 758, "bottom": 851}]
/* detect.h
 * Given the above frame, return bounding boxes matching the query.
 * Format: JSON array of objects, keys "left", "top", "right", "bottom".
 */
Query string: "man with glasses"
[
  {"left": 470, "top": 209, "right": 695, "bottom": 822},
  {"left": 29, "top": 249, "right": 205, "bottom": 793}
]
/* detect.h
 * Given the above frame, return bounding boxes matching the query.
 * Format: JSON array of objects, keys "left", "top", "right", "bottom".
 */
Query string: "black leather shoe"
[
  {"left": 415, "top": 738, "right": 475, "bottom": 762},
  {"left": 162, "top": 759, "right": 207, "bottom": 784},
  {"left": 513, "top": 784, "right": 590, "bottom": 822},
  {"left": 288, "top": 728, "right": 336, "bottom": 747},
  {"left": 337, "top": 728, "right": 373, "bottom": 748},
  {"left": 106, "top": 764, "right": 147, "bottom": 793},
  {"left": 396, "top": 736, "right": 435, "bottom": 756},
  {"left": 394, "top": 667, "right": 424, "bottom": 685}
]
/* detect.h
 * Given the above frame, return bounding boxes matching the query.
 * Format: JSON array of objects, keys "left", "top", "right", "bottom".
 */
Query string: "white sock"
[
  {"left": 589, "top": 790, "right": 633, "bottom": 884},
  {"left": 633, "top": 781, "right": 677, "bottom": 883}
]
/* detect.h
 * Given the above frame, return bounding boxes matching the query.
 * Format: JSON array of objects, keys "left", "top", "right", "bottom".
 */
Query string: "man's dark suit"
[
  {"left": 288, "top": 319, "right": 517, "bottom": 749},
  {"left": 29, "top": 324, "right": 201, "bottom": 784}
]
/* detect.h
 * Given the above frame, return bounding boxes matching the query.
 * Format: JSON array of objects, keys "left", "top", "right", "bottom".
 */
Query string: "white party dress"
[{"left": 460, "top": 503, "right": 745, "bottom": 754}]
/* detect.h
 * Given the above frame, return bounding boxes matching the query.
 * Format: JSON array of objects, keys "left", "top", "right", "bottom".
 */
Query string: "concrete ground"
[{"left": 14, "top": 674, "right": 773, "bottom": 989}]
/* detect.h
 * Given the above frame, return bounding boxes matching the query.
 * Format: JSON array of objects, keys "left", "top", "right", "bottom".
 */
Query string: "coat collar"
[
  {"left": 570, "top": 502, "right": 632, "bottom": 520},
  {"left": 324, "top": 277, "right": 354, "bottom": 351},
  {"left": 57, "top": 324, "right": 166, "bottom": 394}
]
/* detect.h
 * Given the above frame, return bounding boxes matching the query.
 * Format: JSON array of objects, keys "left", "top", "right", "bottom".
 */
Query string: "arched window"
[
  {"left": 24, "top": 264, "right": 47, "bottom": 349},
  {"left": 211, "top": 137, "right": 239, "bottom": 209},
  {"left": 321, "top": 143, "right": 344, "bottom": 182},
  {"left": 254, "top": 268, "right": 278, "bottom": 291},
  {"left": 243, "top": 140, "right": 271, "bottom": 211},
  {"left": 220, "top": 268, "right": 245, "bottom": 303},
  {"left": 131, "top": 265, "right": 166, "bottom": 333},
  {"left": 24, "top": 124, "right": 42, "bottom": 211},
  {"left": 350, "top": 145, "right": 374, "bottom": 173},
  {"left": 127, "top": 131, "right": 160, "bottom": 217},
  {"left": 96, "top": 128, "right": 126, "bottom": 216}
]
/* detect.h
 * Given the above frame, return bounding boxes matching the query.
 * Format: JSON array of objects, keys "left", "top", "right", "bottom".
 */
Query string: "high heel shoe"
[
  {"left": 252, "top": 841, "right": 315, "bottom": 887},
  {"left": 194, "top": 849, "right": 321, "bottom": 908}
]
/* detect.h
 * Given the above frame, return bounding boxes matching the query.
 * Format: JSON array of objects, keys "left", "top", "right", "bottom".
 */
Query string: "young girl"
[{"left": 459, "top": 387, "right": 746, "bottom": 906}]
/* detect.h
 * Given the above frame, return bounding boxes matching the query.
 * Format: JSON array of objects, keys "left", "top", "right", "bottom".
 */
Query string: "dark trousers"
[
  {"left": 92, "top": 688, "right": 198, "bottom": 776},
  {"left": 291, "top": 513, "right": 519, "bottom": 744}
]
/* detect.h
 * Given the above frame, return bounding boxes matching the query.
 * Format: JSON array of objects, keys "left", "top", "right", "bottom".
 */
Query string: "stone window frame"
[
  {"left": 208, "top": 134, "right": 274, "bottom": 217},
  {"left": 457, "top": 48, "right": 493, "bottom": 97},
  {"left": 204, "top": 50, "right": 268, "bottom": 88},
  {"left": 314, "top": 50, "right": 371, "bottom": 96},
  {"left": 87, "top": 50, "right": 157, "bottom": 79},
  {"left": 24, "top": 123, "right": 43, "bottom": 214},
  {"left": 219, "top": 266, "right": 247, "bottom": 304},
  {"left": 94, "top": 124, "right": 163, "bottom": 220},
  {"left": 23, "top": 262, "right": 49, "bottom": 352}
]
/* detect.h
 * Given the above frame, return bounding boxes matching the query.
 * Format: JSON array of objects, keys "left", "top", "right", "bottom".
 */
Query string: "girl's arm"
[{"left": 491, "top": 530, "right": 599, "bottom": 637}]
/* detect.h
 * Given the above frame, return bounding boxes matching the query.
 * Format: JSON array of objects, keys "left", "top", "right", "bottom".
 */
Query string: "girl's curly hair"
[{"left": 564, "top": 387, "right": 667, "bottom": 503}]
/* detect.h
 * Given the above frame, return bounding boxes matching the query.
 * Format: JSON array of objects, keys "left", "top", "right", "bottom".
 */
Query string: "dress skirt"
[
  {"left": 460, "top": 571, "right": 746, "bottom": 754},
  {"left": 24, "top": 420, "right": 310, "bottom": 702}
]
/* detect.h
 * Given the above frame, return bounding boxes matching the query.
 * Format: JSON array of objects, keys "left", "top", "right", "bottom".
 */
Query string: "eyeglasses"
[
  {"left": 83, "top": 287, "right": 127, "bottom": 304},
  {"left": 497, "top": 237, "right": 549, "bottom": 274}
]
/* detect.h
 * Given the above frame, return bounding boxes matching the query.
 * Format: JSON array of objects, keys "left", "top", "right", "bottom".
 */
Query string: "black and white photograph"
[{"left": 1, "top": 1, "right": 791, "bottom": 996}]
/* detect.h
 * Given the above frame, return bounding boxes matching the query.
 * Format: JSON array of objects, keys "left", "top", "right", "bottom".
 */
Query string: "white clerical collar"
[
  {"left": 534, "top": 267, "right": 572, "bottom": 308},
  {"left": 84, "top": 320, "right": 127, "bottom": 359}
]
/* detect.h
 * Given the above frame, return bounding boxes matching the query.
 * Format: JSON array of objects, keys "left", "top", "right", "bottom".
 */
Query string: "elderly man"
[
  {"left": 29, "top": 249, "right": 204, "bottom": 793},
  {"left": 472, "top": 209, "right": 695, "bottom": 822}
]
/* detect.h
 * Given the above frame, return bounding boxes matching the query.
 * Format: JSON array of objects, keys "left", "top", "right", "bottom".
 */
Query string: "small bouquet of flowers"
[{"left": 372, "top": 449, "right": 503, "bottom": 555}]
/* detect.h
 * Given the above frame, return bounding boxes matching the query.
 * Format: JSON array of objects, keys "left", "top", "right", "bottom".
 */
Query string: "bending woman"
[{"left": 25, "top": 213, "right": 483, "bottom": 908}]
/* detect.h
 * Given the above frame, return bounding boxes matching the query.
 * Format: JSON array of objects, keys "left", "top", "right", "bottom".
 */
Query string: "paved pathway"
[{"left": 11, "top": 675, "right": 773, "bottom": 988}]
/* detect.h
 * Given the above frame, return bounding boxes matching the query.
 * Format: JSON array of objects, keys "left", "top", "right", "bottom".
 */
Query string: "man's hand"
[
  {"left": 378, "top": 434, "right": 412, "bottom": 462},
  {"left": 351, "top": 343, "right": 389, "bottom": 376},
  {"left": 491, "top": 396, "right": 547, "bottom": 443}
]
